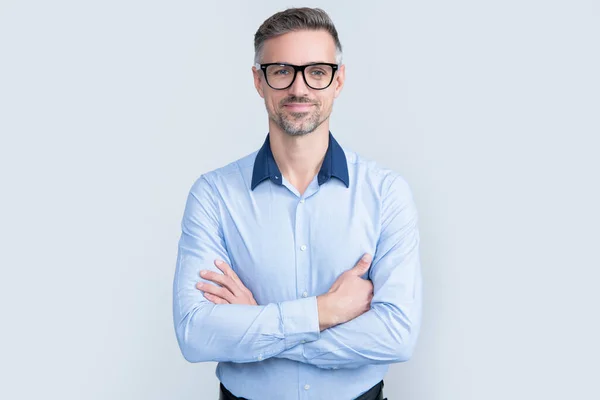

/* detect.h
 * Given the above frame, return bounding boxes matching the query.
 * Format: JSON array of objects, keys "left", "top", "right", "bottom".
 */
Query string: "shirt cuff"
[{"left": 278, "top": 296, "right": 320, "bottom": 348}]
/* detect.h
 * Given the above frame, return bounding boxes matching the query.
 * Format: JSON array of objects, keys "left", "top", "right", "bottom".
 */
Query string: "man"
[{"left": 173, "top": 7, "right": 422, "bottom": 400}]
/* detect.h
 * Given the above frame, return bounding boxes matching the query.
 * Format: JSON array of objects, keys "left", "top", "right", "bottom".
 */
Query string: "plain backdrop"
[{"left": 1, "top": 0, "right": 599, "bottom": 399}]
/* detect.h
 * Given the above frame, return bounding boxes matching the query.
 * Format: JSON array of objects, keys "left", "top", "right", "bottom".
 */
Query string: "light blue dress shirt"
[{"left": 173, "top": 132, "right": 422, "bottom": 400}]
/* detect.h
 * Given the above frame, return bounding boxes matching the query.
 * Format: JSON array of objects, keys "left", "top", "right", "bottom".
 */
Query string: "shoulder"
[
  {"left": 190, "top": 150, "right": 258, "bottom": 194},
  {"left": 342, "top": 146, "right": 414, "bottom": 200}
]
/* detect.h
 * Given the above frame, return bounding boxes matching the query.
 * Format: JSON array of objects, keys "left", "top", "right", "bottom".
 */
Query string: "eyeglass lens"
[{"left": 265, "top": 64, "right": 334, "bottom": 89}]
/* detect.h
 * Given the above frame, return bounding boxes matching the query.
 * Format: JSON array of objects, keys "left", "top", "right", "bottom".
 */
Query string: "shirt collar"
[{"left": 251, "top": 132, "right": 350, "bottom": 191}]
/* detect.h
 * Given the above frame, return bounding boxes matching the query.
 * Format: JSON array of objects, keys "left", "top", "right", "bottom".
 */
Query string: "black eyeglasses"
[{"left": 255, "top": 62, "right": 339, "bottom": 90}]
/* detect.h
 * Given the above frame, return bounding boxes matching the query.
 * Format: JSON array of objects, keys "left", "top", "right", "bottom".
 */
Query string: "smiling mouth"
[{"left": 283, "top": 103, "right": 315, "bottom": 112}]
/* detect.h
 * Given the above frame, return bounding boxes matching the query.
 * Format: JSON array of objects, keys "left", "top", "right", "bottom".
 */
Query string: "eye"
[
  {"left": 272, "top": 68, "right": 290, "bottom": 75},
  {"left": 310, "top": 69, "right": 326, "bottom": 76}
]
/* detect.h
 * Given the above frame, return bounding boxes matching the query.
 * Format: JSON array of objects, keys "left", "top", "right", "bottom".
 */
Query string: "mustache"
[{"left": 280, "top": 96, "right": 318, "bottom": 106}]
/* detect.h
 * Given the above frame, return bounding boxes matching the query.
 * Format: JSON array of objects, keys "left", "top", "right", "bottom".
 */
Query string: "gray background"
[{"left": 1, "top": 0, "right": 599, "bottom": 399}]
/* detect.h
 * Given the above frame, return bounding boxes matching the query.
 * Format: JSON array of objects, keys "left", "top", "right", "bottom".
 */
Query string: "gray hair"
[{"left": 254, "top": 7, "right": 343, "bottom": 65}]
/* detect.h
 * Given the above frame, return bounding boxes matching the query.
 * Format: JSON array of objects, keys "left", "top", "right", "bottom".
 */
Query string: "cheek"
[
  {"left": 265, "top": 97, "right": 278, "bottom": 113},
  {"left": 265, "top": 94, "right": 283, "bottom": 112},
  {"left": 317, "top": 95, "right": 334, "bottom": 111}
]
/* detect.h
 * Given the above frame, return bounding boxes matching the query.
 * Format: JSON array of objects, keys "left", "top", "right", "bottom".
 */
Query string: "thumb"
[{"left": 351, "top": 253, "right": 372, "bottom": 275}]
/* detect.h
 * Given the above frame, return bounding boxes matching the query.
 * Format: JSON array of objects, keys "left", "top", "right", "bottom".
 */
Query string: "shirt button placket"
[
  {"left": 295, "top": 198, "right": 309, "bottom": 301},
  {"left": 295, "top": 196, "right": 310, "bottom": 396}
]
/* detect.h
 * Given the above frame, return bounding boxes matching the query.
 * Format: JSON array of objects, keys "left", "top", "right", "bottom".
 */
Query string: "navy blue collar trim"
[{"left": 251, "top": 132, "right": 350, "bottom": 191}]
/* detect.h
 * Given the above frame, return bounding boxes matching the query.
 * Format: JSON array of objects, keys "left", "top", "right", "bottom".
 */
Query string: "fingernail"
[
  {"left": 215, "top": 259, "right": 223, "bottom": 265},
  {"left": 197, "top": 282, "right": 203, "bottom": 288},
  {"left": 200, "top": 270, "right": 207, "bottom": 276},
  {"left": 362, "top": 254, "right": 372, "bottom": 263}
]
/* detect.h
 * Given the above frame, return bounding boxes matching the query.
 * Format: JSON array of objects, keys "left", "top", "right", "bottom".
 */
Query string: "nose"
[{"left": 287, "top": 69, "right": 310, "bottom": 97}]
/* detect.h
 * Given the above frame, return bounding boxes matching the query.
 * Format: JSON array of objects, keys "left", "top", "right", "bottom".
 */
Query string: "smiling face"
[{"left": 252, "top": 29, "right": 345, "bottom": 137}]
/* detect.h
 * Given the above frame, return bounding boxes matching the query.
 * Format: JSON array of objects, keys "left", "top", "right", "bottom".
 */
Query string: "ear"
[
  {"left": 252, "top": 66, "right": 265, "bottom": 99},
  {"left": 333, "top": 64, "right": 346, "bottom": 99}
]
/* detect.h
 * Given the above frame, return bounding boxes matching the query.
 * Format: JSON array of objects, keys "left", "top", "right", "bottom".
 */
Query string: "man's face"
[{"left": 252, "top": 29, "right": 345, "bottom": 137}]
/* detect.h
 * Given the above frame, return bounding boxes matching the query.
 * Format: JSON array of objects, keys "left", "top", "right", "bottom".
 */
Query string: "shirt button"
[
  {"left": 304, "top": 384, "right": 310, "bottom": 390},
  {"left": 300, "top": 245, "right": 307, "bottom": 251},
  {"left": 302, "top": 291, "right": 308, "bottom": 298},
  {"left": 301, "top": 340, "right": 306, "bottom": 344},
  {"left": 257, "top": 354, "right": 263, "bottom": 361},
  {"left": 300, "top": 199, "right": 305, "bottom": 203}
]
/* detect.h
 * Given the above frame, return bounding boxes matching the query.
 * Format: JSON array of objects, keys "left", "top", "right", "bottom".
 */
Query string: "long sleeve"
[
  {"left": 275, "top": 174, "right": 423, "bottom": 369},
  {"left": 172, "top": 175, "right": 321, "bottom": 363}
]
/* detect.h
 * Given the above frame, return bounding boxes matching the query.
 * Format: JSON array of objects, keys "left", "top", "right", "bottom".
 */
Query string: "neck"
[{"left": 268, "top": 120, "right": 330, "bottom": 191}]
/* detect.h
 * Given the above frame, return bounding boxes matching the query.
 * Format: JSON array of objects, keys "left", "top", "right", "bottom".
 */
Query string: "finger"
[
  {"left": 350, "top": 253, "right": 372, "bottom": 276},
  {"left": 214, "top": 260, "right": 246, "bottom": 291},
  {"left": 200, "top": 270, "right": 238, "bottom": 294},
  {"left": 203, "top": 292, "right": 229, "bottom": 305},
  {"left": 197, "top": 282, "right": 235, "bottom": 303}
]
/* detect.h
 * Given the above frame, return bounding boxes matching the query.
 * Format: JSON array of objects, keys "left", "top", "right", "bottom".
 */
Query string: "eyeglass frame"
[{"left": 255, "top": 62, "right": 340, "bottom": 90}]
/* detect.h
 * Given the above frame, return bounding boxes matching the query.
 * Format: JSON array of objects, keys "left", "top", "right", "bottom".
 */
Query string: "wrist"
[{"left": 317, "top": 294, "right": 337, "bottom": 331}]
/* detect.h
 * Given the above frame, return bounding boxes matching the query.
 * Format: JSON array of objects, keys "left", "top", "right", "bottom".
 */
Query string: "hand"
[
  {"left": 317, "top": 253, "right": 374, "bottom": 330},
  {"left": 196, "top": 259, "right": 258, "bottom": 305}
]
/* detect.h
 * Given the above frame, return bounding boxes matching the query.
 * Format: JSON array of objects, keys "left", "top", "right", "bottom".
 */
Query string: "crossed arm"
[{"left": 173, "top": 174, "right": 422, "bottom": 369}]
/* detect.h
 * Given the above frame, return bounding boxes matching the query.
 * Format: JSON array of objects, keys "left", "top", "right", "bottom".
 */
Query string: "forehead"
[{"left": 260, "top": 29, "right": 337, "bottom": 64}]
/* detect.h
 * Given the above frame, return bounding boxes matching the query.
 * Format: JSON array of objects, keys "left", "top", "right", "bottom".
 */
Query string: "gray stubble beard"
[{"left": 268, "top": 105, "right": 329, "bottom": 137}]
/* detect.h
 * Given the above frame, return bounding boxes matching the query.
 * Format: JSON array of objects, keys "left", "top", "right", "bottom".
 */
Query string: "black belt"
[{"left": 219, "top": 380, "right": 386, "bottom": 400}]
